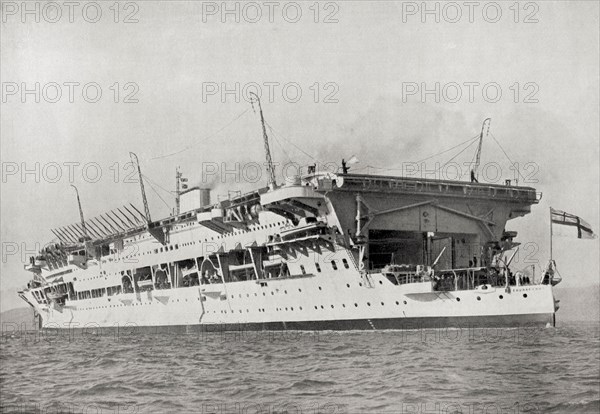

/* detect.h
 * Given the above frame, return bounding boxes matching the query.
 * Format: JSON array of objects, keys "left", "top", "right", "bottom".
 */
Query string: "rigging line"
[
  {"left": 265, "top": 121, "right": 321, "bottom": 163},
  {"left": 270, "top": 132, "right": 293, "bottom": 165},
  {"left": 489, "top": 132, "right": 527, "bottom": 182},
  {"left": 351, "top": 134, "right": 481, "bottom": 175},
  {"left": 359, "top": 165, "right": 404, "bottom": 172},
  {"left": 348, "top": 165, "right": 371, "bottom": 173},
  {"left": 461, "top": 144, "right": 480, "bottom": 179},
  {"left": 150, "top": 108, "right": 251, "bottom": 161},
  {"left": 141, "top": 174, "right": 174, "bottom": 197},
  {"left": 266, "top": 122, "right": 312, "bottom": 162},
  {"left": 142, "top": 173, "right": 172, "bottom": 194},
  {"left": 435, "top": 138, "right": 480, "bottom": 174},
  {"left": 144, "top": 177, "right": 172, "bottom": 210},
  {"left": 415, "top": 134, "right": 481, "bottom": 164}
]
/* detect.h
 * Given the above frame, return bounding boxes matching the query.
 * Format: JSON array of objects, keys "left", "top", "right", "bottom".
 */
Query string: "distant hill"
[{"left": 0, "top": 307, "right": 38, "bottom": 332}]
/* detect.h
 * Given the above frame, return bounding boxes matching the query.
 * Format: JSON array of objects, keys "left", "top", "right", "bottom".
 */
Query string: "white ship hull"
[
  {"left": 22, "top": 269, "right": 556, "bottom": 331},
  {"left": 19, "top": 173, "right": 555, "bottom": 332}
]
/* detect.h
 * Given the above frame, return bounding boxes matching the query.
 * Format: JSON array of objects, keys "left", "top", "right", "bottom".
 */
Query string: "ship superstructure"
[{"left": 18, "top": 104, "right": 560, "bottom": 331}]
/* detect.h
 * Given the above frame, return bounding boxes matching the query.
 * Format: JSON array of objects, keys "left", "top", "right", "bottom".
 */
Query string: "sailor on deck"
[{"left": 470, "top": 170, "right": 478, "bottom": 183}]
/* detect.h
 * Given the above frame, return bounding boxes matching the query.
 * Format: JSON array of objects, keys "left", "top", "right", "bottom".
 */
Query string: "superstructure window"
[
  {"left": 122, "top": 275, "right": 134, "bottom": 293},
  {"left": 315, "top": 263, "right": 321, "bottom": 272},
  {"left": 135, "top": 266, "right": 154, "bottom": 292},
  {"left": 154, "top": 265, "right": 171, "bottom": 289},
  {"left": 107, "top": 286, "right": 122, "bottom": 296},
  {"left": 342, "top": 259, "right": 349, "bottom": 269},
  {"left": 331, "top": 260, "right": 337, "bottom": 270},
  {"left": 78, "top": 291, "right": 91, "bottom": 300},
  {"left": 300, "top": 265, "right": 306, "bottom": 275},
  {"left": 91, "top": 288, "right": 105, "bottom": 298}
]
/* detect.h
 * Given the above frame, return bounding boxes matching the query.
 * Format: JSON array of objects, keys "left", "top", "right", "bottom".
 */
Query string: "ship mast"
[
  {"left": 129, "top": 152, "right": 151, "bottom": 222},
  {"left": 174, "top": 167, "right": 188, "bottom": 216},
  {"left": 175, "top": 167, "right": 181, "bottom": 216},
  {"left": 70, "top": 184, "right": 88, "bottom": 242},
  {"left": 249, "top": 92, "right": 277, "bottom": 189},
  {"left": 472, "top": 118, "right": 491, "bottom": 181}
]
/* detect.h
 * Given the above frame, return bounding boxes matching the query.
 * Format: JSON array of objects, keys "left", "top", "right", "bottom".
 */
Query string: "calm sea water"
[{"left": 1, "top": 321, "right": 598, "bottom": 414}]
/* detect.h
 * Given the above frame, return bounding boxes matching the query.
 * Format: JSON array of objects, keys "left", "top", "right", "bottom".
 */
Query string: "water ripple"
[{"left": 1, "top": 322, "right": 598, "bottom": 413}]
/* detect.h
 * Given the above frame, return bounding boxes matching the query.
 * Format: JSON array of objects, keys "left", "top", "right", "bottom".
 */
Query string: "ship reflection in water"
[{"left": 1, "top": 322, "right": 598, "bottom": 413}]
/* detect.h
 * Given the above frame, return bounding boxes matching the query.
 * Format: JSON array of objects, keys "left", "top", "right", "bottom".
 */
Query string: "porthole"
[
  {"left": 403, "top": 301, "right": 407, "bottom": 305},
  {"left": 499, "top": 295, "right": 504, "bottom": 299},
  {"left": 381, "top": 302, "right": 384, "bottom": 306},
  {"left": 354, "top": 303, "right": 358, "bottom": 307},
  {"left": 367, "top": 302, "right": 371, "bottom": 306},
  {"left": 523, "top": 294, "right": 528, "bottom": 298},
  {"left": 318, "top": 286, "right": 322, "bottom": 291},
  {"left": 331, "top": 305, "right": 334, "bottom": 308},
  {"left": 477, "top": 296, "right": 481, "bottom": 301},
  {"left": 456, "top": 297, "right": 460, "bottom": 302},
  {"left": 379, "top": 281, "right": 383, "bottom": 285},
  {"left": 395, "top": 301, "right": 399, "bottom": 305},
  {"left": 346, "top": 284, "right": 350, "bottom": 288}
]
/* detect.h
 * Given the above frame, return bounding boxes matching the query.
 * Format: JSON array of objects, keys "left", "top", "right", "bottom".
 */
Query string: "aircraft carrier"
[{"left": 18, "top": 103, "right": 559, "bottom": 332}]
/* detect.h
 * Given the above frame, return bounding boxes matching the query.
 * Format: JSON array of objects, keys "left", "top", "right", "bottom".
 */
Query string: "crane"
[
  {"left": 471, "top": 118, "right": 491, "bottom": 182},
  {"left": 70, "top": 184, "right": 88, "bottom": 242},
  {"left": 129, "top": 152, "right": 151, "bottom": 222},
  {"left": 249, "top": 92, "right": 277, "bottom": 189}
]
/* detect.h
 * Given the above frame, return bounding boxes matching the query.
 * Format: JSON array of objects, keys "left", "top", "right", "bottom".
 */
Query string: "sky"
[{"left": 1, "top": 1, "right": 599, "bottom": 312}]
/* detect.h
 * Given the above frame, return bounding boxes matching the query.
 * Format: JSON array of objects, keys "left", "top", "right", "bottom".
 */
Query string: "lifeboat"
[
  {"left": 46, "top": 291, "right": 68, "bottom": 301},
  {"left": 67, "top": 252, "right": 87, "bottom": 267},
  {"left": 382, "top": 264, "right": 417, "bottom": 276},
  {"left": 280, "top": 217, "right": 328, "bottom": 241}
]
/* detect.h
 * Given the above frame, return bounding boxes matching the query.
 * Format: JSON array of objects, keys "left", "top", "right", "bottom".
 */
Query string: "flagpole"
[{"left": 549, "top": 207, "right": 553, "bottom": 261}]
